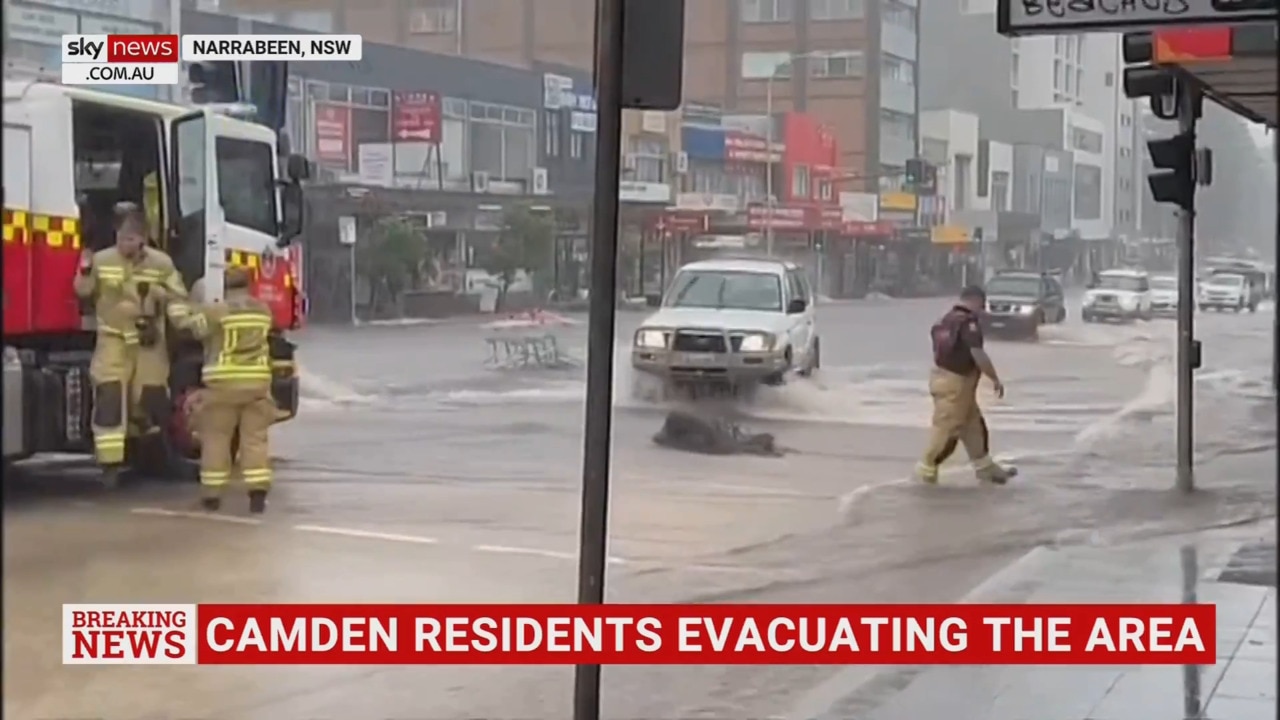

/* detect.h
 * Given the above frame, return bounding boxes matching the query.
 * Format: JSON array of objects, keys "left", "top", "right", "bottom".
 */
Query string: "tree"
[
  {"left": 1197, "top": 102, "right": 1274, "bottom": 256},
  {"left": 475, "top": 204, "right": 554, "bottom": 309},
  {"left": 356, "top": 216, "right": 428, "bottom": 317}
]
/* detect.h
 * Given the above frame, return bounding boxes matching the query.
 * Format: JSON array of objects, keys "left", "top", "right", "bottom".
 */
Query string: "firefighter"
[
  {"left": 917, "top": 285, "right": 1017, "bottom": 485},
  {"left": 74, "top": 205, "right": 193, "bottom": 486},
  {"left": 189, "top": 266, "right": 276, "bottom": 513}
]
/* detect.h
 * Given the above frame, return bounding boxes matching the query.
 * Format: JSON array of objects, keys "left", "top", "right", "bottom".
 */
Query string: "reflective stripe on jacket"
[{"left": 193, "top": 292, "right": 274, "bottom": 384}]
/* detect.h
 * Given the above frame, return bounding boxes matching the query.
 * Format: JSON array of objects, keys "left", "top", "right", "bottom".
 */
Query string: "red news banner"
[{"left": 63, "top": 603, "right": 1215, "bottom": 666}]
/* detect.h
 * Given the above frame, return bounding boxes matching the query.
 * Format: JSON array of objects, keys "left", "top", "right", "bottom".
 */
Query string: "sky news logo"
[{"left": 60, "top": 33, "right": 363, "bottom": 86}]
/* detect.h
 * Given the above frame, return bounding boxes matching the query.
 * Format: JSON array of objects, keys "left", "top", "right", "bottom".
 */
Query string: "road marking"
[
  {"left": 292, "top": 524, "right": 440, "bottom": 545},
  {"left": 130, "top": 507, "right": 262, "bottom": 526},
  {"left": 472, "top": 544, "right": 578, "bottom": 561}
]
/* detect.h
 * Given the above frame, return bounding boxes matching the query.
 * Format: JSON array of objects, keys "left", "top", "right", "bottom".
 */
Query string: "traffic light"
[
  {"left": 1121, "top": 31, "right": 1179, "bottom": 119},
  {"left": 905, "top": 158, "right": 923, "bottom": 187},
  {"left": 1147, "top": 131, "right": 1195, "bottom": 211},
  {"left": 188, "top": 61, "right": 240, "bottom": 104}
]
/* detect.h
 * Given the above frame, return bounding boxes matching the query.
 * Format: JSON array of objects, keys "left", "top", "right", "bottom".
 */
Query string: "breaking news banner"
[
  {"left": 60, "top": 33, "right": 362, "bottom": 86},
  {"left": 63, "top": 603, "right": 1215, "bottom": 666}
]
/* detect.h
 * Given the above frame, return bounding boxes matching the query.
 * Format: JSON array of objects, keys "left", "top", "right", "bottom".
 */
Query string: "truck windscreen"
[{"left": 215, "top": 137, "right": 277, "bottom": 237}]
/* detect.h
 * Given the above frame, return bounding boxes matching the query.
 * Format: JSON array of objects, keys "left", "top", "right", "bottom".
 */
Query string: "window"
[
  {"left": 882, "top": 1, "right": 915, "bottom": 28},
  {"left": 1073, "top": 163, "right": 1102, "bottom": 220},
  {"left": 786, "top": 269, "right": 809, "bottom": 303},
  {"left": 742, "top": 51, "right": 792, "bottom": 80},
  {"left": 1010, "top": 53, "right": 1019, "bottom": 82},
  {"left": 810, "top": 0, "right": 863, "bottom": 20},
  {"left": 570, "top": 131, "right": 586, "bottom": 159},
  {"left": 879, "top": 109, "right": 915, "bottom": 143},
  {"left": 215, "top": 137, "right": 277, "bottom": 236},
  {"left": 818, "top": 179, "right": 832, "bottom": 200},
  {"left": 1052, "top": 60, "right": 1063, "bottom": 90},
  {"left": 545, "top": 110, "right": 561, "bottom": 156},
  {"left": 667, "top": 270, "right": 783, "bottom": 312},
  {"left": 954, "top": 154, "right": 971, "bottom": 210},
  {"left": 1070, "top": 125, "right": 1104, "bottom": 154},
  {"left": 407, "top": 0, "right": 458, "bottom": 34},
  {"left": 627, "top": 138, "right": 667, "bottom": 183},
  {"left": 791, "top": 164, "right": 810, "bottom": 198},
  {"left": 991, "top": 170, "right": 1011, "bottom": 211},
  {"left": 811, "top": 51, "right": 864, "bottom": 78},
  {"left": 468, "top": 101, "right": 536, "bottom": 180},
  {"left": 1011, "top": 89, "right": 1019, "bottom": 107},
  {"left": 173, "top": 115, "right": 206, "bottom": 217},
  {"left": 741, "top": 0, "right": 793, "bottom": 22},
  {"left": 882, "top": 54, "right": 914, "bottom": 84}
]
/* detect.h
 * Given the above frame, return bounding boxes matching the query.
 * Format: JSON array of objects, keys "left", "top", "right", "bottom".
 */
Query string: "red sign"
[
  {"left": 393, "top": 91, "right": 442, "bottom": 143},
  {"left": 725, "top": 131, "right": 781, "bottom": 163},
  {"left": 313, "top": 104, "right": 351, "bottom": 166},
  {"left": 657, "top": 211, "right": 710, "bottom": 233},
  {"left": 1154, "top": 27, "right": 1232, "bottom": 64}
]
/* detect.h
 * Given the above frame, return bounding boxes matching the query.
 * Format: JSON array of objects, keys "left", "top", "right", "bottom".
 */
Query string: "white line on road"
[
  {"left": 130, "top": 507, "right": 262, "bottom": 526},
  {"left": 291, "top": 524, "right": 441, "bottom": 545}
]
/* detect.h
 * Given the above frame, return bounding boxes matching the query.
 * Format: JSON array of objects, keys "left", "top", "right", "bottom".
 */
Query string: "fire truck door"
[{"left": 169, "top": 110, "right": 225, "bottom": 301}]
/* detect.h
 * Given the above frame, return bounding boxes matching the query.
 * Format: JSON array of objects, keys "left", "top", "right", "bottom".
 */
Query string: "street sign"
[
  {"left": 392, "top": 91, "right": 442, "bottom": 144},
  {"left": 997, "top": 0, "right": 1277, "bottom": 37},
  {"left": 338, "top": 216, "right": 357, "bottom": 246}
]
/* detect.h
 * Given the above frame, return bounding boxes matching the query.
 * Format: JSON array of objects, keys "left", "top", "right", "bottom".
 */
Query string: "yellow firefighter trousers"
[
  {"left": 920, "top": 367, "right": 997, "bottom": 473},
  {"left": 199, "top": 382, "right": 275, "bottom": 495},
  {"left": 90, "top": 336, "right": 173, "bottom": 465}
]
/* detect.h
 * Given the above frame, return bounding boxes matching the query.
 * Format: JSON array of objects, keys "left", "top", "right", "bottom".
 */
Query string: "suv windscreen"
[
  {"left": 1098, "top": 275, "right": 1146, "bottom": 292},
  {"left": 1208, "top": 274, "right": 1245, "bottom": 287},
  {"left": 986, "top": 276, "right": 1041, "bottom": 298},
  {"left": 666, "top": 270, "right": 783, "bottom": 312}
]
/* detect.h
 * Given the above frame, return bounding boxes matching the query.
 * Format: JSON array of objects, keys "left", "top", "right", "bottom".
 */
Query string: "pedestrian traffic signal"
[
  {"left": 905, "top": 158, "right": 924, "bottom": 187},
  {"left": 188, "top": 61, "right": 240, "bottom": 105},
  {"left": 1147, "top": 131, "right": 1195, "bottom": 211}
]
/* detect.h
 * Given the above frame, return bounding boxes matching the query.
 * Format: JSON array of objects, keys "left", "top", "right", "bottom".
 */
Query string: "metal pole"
[
  {"left": 571, "top": 0, "right": 625, "bottom": 712},
  {"left": 349, "top": 243, "right": 358, "bottom": 326},
  {"left": 1180, "top": 544, "right": 1203, "bottom": 719},
  {"left": 765, "top": 72, "right": 775, "bottom": 257},
  {"left": 1175, "top": 82, "right": 1198, "bottom": 493},
  {"left": 1272, "top": 131, "right": 1278, "bottom": 394}
]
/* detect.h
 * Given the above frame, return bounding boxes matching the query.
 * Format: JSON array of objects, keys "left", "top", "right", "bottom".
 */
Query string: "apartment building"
[{"left": 221, "top": 0, "right": 922, "bottom": 193}]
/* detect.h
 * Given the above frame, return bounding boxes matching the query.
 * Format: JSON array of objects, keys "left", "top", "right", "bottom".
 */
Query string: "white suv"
[
  {"left": 1082, "top": 268, "right": 1153, "bottom": 323},
  {"left": 1199, "top": 272, "right": 1255, "bottom": 313},
  {"left": 631, "top": 258, "right": 820, "bottom": 395}
]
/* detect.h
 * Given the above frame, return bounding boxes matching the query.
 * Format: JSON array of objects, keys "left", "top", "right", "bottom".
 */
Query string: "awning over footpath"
[{"left": 1153, "top": 24, "right": 1277, "bottom": 129}]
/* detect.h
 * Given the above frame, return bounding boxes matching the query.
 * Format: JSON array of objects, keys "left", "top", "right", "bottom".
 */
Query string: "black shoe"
[
  {"left": 100, "top": 465, "right": 121, "bottom": 490},
  {"left": 248, "top": 490, "right": 268, "bottom": 514},
  {"left": 200, "top": 496, "right": 221, "bottom": 512}
]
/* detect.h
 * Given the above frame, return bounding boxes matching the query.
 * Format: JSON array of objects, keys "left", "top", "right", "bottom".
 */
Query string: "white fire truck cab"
[{"left": 2, "top": 80, "right": 308, "bottom": 472}]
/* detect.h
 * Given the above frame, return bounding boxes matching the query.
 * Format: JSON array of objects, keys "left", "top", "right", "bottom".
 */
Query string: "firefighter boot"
[
  {"left": 974, "top": 458, "right": 1017, "bottom": 485},
  {"left": 99, "top": 465, "right": 122, "bottom": 490},
  {"left": 201, "top": 496, "right": 221, "bottom": 512},
  {"left": 914, "top": 462, "right": 940, "bottom": 484},
  {"left": 248, "top": 489, "right": 268, "bottom": 514}
]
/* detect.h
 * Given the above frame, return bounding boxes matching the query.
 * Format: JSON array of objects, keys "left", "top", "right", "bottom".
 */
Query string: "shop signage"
[
  {"left": 725, "top": 131, "right": 783, "bottom": 163},
  {"left": 675, "top": 193, "right": 740, "bottom": 213},
  {"left": 747, "top": 205, "right": 807, "bottom": 231},
  {"left": 997, "top": 0, "right": 1277, "bottom": 37},
  {"left": 879, "top": 191, "right": 918, "bottom": 212},
  {"left": 844, "top": 220, "right": 896, "bottom": 237},
  {"left": 931, "top": 225, "right": 971, "bottom": 245},
  {"left": 619, "top": 181, "right": 671, "bottom": 204}
]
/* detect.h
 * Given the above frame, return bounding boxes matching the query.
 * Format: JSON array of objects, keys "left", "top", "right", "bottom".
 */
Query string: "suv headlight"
[
  {"left": 1016, "top": 304, "right": 1035, "bottom": 315},
  {"left": 738, "top": 333, "right": 775, "bottom": 352},
  {"left": 634, "top": 329, "right": 667, "bottom": 349}
]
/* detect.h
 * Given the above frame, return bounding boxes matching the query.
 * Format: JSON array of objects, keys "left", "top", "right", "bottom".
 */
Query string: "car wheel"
[
  {"left": 797, "top": 337, "right": 820, "bottom": 377},
  {"left": 763, "top": 348, "right": 792, "bottom": 386},
  {"left": 1055, "top": 306, "right": 1066, "bottom": 323}
]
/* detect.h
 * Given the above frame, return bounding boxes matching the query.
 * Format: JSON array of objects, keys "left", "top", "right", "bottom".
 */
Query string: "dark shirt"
[{"left": 932, "top": 304, "right": 984, "bottom": 374}]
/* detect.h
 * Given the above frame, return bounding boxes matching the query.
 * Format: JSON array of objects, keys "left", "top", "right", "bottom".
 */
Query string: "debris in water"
[{"left": 652, "top": 410, "right": 783, "bottom": 456}]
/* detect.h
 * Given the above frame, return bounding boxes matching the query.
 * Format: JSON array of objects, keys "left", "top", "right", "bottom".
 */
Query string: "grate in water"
[{"left": 1217, "top": 541, "right": 1277, "bottom": 587}]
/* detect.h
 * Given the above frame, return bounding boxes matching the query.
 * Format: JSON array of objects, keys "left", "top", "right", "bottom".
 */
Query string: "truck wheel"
[{"left": 797, "top": 338, "right": 820, "bottom": 377}]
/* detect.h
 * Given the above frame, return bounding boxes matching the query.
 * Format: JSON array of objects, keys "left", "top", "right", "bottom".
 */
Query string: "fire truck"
[{"left": 2, "top": 80, "right": 309, "bottom": 476}]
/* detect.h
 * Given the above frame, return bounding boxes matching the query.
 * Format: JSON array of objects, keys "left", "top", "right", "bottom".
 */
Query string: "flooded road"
[{"left": 4, "top": 298, "right": 1275, "bottom": 719}]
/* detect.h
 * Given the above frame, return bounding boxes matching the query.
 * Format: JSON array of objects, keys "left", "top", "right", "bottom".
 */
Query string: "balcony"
[
  {"left": 880, "top": 22, "right": 917, "bottom": 60},
  {"left": 880, "top": 78, "right": 916, "bottom": 115},
  {"left": 880, "top": 134, "right": 916, "bottom": 167}
]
